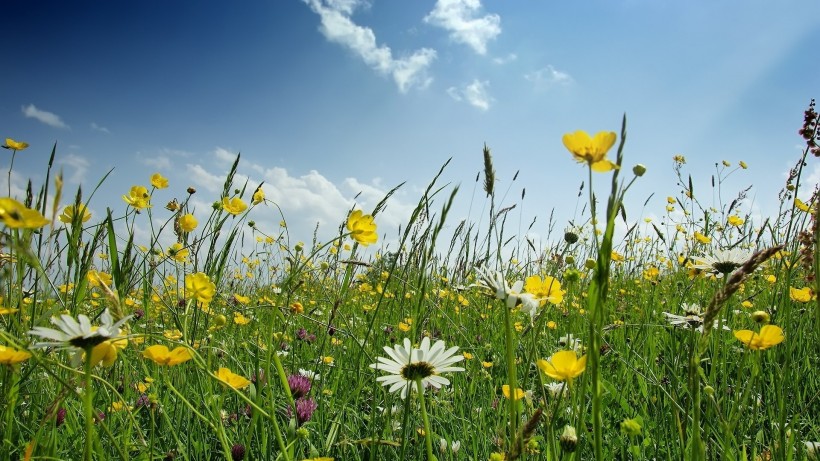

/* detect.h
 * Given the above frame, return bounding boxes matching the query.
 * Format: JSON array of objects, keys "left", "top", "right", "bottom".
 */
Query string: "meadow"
[{"left": 1, "top": 102, "right": 819, "bottom": 461}]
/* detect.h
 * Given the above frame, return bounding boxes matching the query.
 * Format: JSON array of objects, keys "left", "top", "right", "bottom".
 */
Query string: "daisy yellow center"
[{"left": 401, "top": 361, "right": 435, "bottom": 381}]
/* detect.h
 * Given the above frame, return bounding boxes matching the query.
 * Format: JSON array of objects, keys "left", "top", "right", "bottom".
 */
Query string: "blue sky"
[{"left": 3, "top": 0, "right": 819, "bottom": 255}]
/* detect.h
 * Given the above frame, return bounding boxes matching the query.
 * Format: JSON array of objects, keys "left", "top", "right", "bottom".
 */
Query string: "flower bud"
[
  {"left": 564, "top": 231, "right": 579, "bottom": 244},
  {"left": 621, "top": 418, "right": 642, "bottom": 436},
  {"left": 584, "top": 258, "right": 596, "bottom": 270},
  {"left": 751, "top": 310, "right": 770, "bottom": 324},
  {"left": 632, "top": 164, "right": 647, "bottom": 177},
  {"left": 559, "top": 425, "right": 578, "bottom": 452}
]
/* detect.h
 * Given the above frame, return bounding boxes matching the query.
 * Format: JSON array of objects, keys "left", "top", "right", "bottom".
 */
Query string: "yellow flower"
[
  {"left": 790, "top": 286, "right": 813, "bottom": 303},
  {"left": 462, "top": 351, "right": 474, "bottom": 360},
  {"left": 167, "top": 243, "right": 189, "bottom": 262},
  {"left": 290, "top": 302, "right": 304, "bottom": 314},
  {"left": 59, "top": 204, "right": 91, "bottom": 224},
  {"left": 611, "top": 251, "right": 624, "bottom": 262},
  {"left": 178, "top": 213, "right": 198, "bottom": 232},
  {"left": 302, "top": 458, "right": 334, "bottom": 461},
  {"left": 252, "top": 186, "right": 265, "bottom": 205},
  {"left": 122, "top": 185, "right": 151, "bottom": 210},
  {"left": 666, "top": 196, "right": 676, "bottom": 204},
  {"left": 216, "top": 367, "right": 251, "bottom": 390},
  {"left": 0, "top": 345, "right": 32, "bottom": 365},
  {"left": 346, "top": 209, "right": 378, "bottom": 246},
  {"left": 502, "top": 384, "right": 525, "bottom": 400},
  {"left": 88, "top": 341, "right": 119, "bottom": 367},
  {"left": 795, "top": 198, "right": 811, "bottom": 212},
  {"left": 3, "top": 138, "right": 29, "bottom": 150},
  {"left": 537, "top": 350, "right": 587, "bottom": 382},
  {"left": 727, "top": 215, "right": 744, "bottom": 227},
  {"left": 739, "top": 161, "right": 748, "bottom": 169},
  {"left": 87, "top": 270, "right": 112, "bottom": 288},
  {"left": 142, "top": 345, "right": 193, "bottom": 366},
  {"left": 185, "top": 272, "right": 216, "bottom": 305},
  {"left": 694, "top": 231, "right": 711, "bottom": 244},
  {"left": 673, "top": 154, "right": 686, "bottom": 164},
  {"left": 150, "top": 173, "right": 169, "bottom": 189},
  {"left": 524, "top": 275, "right": 564, "bottom": 306},
  {"left": 733, "top": 325, "right": 784, "bottom": 350},
  {"left": 0, "top": 198, "right": 50, "bottom": 229},
  {"left": 482, "top": 361, "right": 493, "bottom": 368},
  {"left": 0, "top": 307, "right": 19, "bottom": 315},
  {"left": 322, "top": 356, "right": 334, "bottom": 365},
  {"left": 233, "top": 312, "right": 251, "bottom": 325},
  {"left": 722, "top": 160, "right": 731, "bottom": 167},
  {"left": 221, "top": 196, "right": 248, "bottom": 215},
  {"left": 163, "top": 329, "right": 183, "bottom": 340},
  {"left": 562, "top": 130, "right": 618, "bottom": 172}
]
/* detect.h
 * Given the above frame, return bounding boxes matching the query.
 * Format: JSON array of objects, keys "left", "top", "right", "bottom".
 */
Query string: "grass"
[{"left": 1, "top": 102, "right": 819, "bottom": 460}]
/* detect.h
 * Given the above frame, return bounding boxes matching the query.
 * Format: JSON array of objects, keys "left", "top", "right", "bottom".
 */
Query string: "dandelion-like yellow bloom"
[
  {"left": 122, "top": 185, "right": 151, "bottom": 210},
  {"left": 142, "top": 345, "right": 193, "bottom": 366},
  {"left": 222, "top": 196, "right": 248, "bottom": 215},
  {"left": 216, "top": 367, "right": 251, "bottom": 389},
  {"left": 59, "top": 204, "right": 91, "bottom": 224},
  {"left": 0, "top": 345, "right": 32, "bottom": 365},
  {"left": 167, "top": 243, "right": 189, "bottom": 262},
  {"left": 694, "top": 232, "right": 711, "bottom": 244},
  {"left": 562, "top": 130, "right": 618, "bottom": 172},
  {"left": 501, "top": 384, "right": 525, "bottom": 400},
  {"left": 537, "top": 350, "right": 587, "bottom": 382},
  {"left": 252, "top": 186, "right": 265, "bottom": 205},
  {"left": 524, "top": 275, "right": 564, "bottom": 306},
  {"left": 3, "top": 138, "right": 29, "bottom": 150},
  {"left": 150, "top": 173, "right": 169, "bottom": 189},
  {"left": 185, "top": 272, "right": 216, "bottom": 305},
  {"left": 727, "top": 215, "right": 744, "bottom": 227},
  {"left": 790, "top": 286, "right": 813, "bottom": 303},
  {"left": 0, "top": 198, "right": 50, "bottom": 229},
  {"left": 87, "top": 270, "right": 113, "bottom": 288},
  {"left": 178, "top": 213, "right": 198, "bottom": 232},
  {"left": 346, "top": 209, "right": 378, "bottom": 246},
  {"left": 733, "top": 325, "right": 784, "bottom": 350}
]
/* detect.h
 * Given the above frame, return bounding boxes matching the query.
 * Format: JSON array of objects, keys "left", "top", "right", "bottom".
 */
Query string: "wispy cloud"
[
  {"left": 492, "top": 53, "right": 517, "bottom": 65},
  {"left": 22, "top": 104, "right": 69, "bottom": 129},
  {"left": 447, "top": 79, "right": 492, "bottom": 111},
  {"left": 59, "top": 153, "right": 90, "bottom": 184},
  {"left": 142, "top": 156, "right": 172, "bottom": 170},
  {"left": 524, "top": 65, "right": 573, "bottom": 88},
  {"left": 90, "top": 122, "right": 110, "bottom": 133},
  {"left": 303, "top": 0, "right": 436, "bottom": 93},
  {"left": 424, "top": 0, "right": 501, "bottom": 55},
  {"left": 213, "top": 147, "right": 239, "bottom": 166}
]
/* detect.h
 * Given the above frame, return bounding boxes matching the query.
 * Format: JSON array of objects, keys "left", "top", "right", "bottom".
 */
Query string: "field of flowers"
[{"left": 1, "top": 102, "right": 819, "bottom": 460}]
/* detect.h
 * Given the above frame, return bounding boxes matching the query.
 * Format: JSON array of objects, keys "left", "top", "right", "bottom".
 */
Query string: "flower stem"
[
  {"left": 416, "top": 379, "right": 437, "bottom": 461},
  {"left": 502, "top": 300, "right": 520, "bottom": 455},
  {"left": 82, "top": 349, "right": 96, "bottom": 461}
]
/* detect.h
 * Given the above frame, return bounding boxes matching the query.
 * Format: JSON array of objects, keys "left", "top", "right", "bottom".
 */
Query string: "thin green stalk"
[
  {"left": 502, "top": 300, "right": 521, "bottom": 456},
  {"left": 416, "top": 379, "right": 437, "bottom": 461},
  {"left": 82, "top": 349, "right": 96, "bottom": 461}
]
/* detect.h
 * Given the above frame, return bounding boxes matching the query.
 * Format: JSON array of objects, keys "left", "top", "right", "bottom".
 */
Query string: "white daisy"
[
  {"left": 691, "top": 248, "right": 752, "bottom": 276},
  {"left": 369, "top": 337, "right": 465, "bottom": 398},
  {"left": 29, "top": 309, "right": 130, "bottom": 350},
  {"left": 662, "top": 303, "right": 729, "bottom": 332},
  {"left": 474, "top": 266, "right": 531, "bottom": 309}
]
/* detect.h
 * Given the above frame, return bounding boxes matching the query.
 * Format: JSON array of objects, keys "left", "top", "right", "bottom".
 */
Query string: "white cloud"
[
  {"left": 59, "top": 154, "right": 90, "bottom": 184},
  {"left": 22, "top": 104, "right": 69, "bottom": 129},
  {"left": 424, "top": 0, "right": 501, "bottom": 55},
  {"left": 448, "top": 79, "right": 492, "bottom": 111},
  {"left": 492, "top": 53, "right": 517, "bottom": 65},
  {"left": 524, "top": 65, "right": 573, "bottom": 88},
  {"left": 303, "top": 0, "right": 436, "bottom": 93},
  {"left": 90, "top": 122, "right": 110, "bottom": 133},
  {"left": 186, "top": 163, "right": 225, "bottom": 194},
  {"left": 143, "top": 156, "right": 172, "bottom": 170},
  {"left": 214, "top": 147, "right": 239, "bottom": 166}
]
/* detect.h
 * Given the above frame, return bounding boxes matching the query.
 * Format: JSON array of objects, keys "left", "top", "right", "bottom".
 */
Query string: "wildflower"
[
  {"left": 524, "top": 275, "right": 564, "bottom": 307},
  {"left": 59, "top": 204, "right": 91, "bottom": 224},
  {"left": 0, "top": 345, "right": 32, "bottom": 365},
  {"left": 346, "top": 209, "right": 378, "bottom": 246},
  {"left": 502, "top": 384, "right": 525, "bottom": 400},
  {"left": 142, "top": 345, "right": 193, "bottom": 366},
  {"left": 734, "top": 325, "right": 784, "bottom": 350},
  {"left": 290, "top": 302, "right": 304, "bottom": 314},
  {"left": 369, "top": 337, "right": 464, "bottom": 398},
  {"left": 178, "top": 213, "right": 198, "bottom": 232},
  {"left": 233, "top": 312, "right": 251, "bottom": 325},
  {"left": 292, "top": 397, "right": 317, "bottom": 425},
  {"left": 474, "top": 266, "right": 538, "bottom": 311},
  {"left": 216, "top": 367, "right": 252, "bottom": 390},
  {"left": 739, "top": 161, "right": 748, "bottom": 169},
  {"left": 789, "top": 286, "right": 813, "bottom": 303},
  {"left": 750, "top": 310, "right": 770, "bottom": 324},
  {"left": 0, "top": 307, "right": 19, "bottom": 315},
  {"left": 185, "top": 272, "right": 216, "bottom": 305},
  {"left": 28, "top": 309, "right": 131, "bottom": 365},
  {"left": 167, "top": 242, "right": 189, "bottom": 262},
  {"left": 691, "top": 248, "right": 753, "bottom": 276},
  {"left": 795, "top": 198, "right": 811, "bottom": 212},
  {"left": 537, "top": 350, "right": 587, "bottom": 382},
  {"left": 544, "top": 382, "right": 567, "bottom": 398},
  {"left": 621, "top": 418, "right": 642, "bottom": 436},
  {"left": 222, "top": 196, "right": 248, "bottom": 215},
  {"left": 673, "top": 154, "right": 686, "bottom": 164},
  {"left": 122, "top": 185, "right": 151, "bottom": 210},
  {"left": 0, "top": 198, "right": 50, "bottom": 229},
  {"left": 287, "top": 374, "right": 312, "bottom": 398},
  {"left": 3, "top": 138, "right": 29, "bottom": 150},
  {"left": 88, "top": 341, "right": 119, "bottom": 367},
  {"left": 150, "top": 173, "right": 169, "bottom": 189},
  {"left": 694, "top": 231, "right": 711, "bottom": 244},
  {"left": 632, "top": 164, "right": 647, "bottom": 176},
  {"left": 662, "top": 303, "right": 729, "bottom": 332},
  {"left": 727, "top": 215, "right": 744, "bottom": 227},
  {"left": 231, "top": 443, "right": 246, "bottom": 461},
  {"left": 252, "top": 186, "right": 265, "bottom": 205},
  {"left": 86, "top": 270, "right": 113, "bottom": 288},
  {"left": 562, "top": 130, "right": 618, "bottom": 172},
  {"left": 299, "top": 368, "right": 320, "bottom": 382},
  {"left": 559, "top": 425, "right": 578, "bottom": 452}
]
